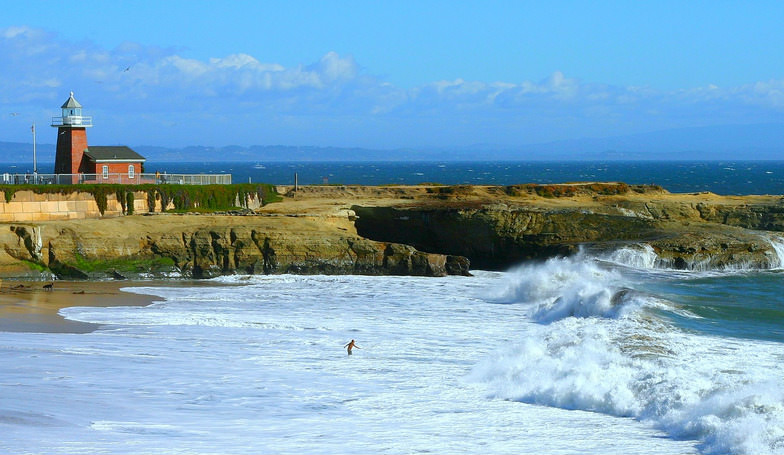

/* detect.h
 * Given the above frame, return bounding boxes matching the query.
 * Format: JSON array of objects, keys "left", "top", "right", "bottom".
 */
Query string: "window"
[
  {"left": 128, "top": 164, "right": 135, "bottom": 179},
  {"left": 102, "top": 165, "right": 109, "bottom": 179}
]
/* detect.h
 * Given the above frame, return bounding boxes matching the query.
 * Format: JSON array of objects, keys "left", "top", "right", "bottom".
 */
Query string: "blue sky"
[{"left": 2, "top": 1, "right": 784, "bottom": 151}]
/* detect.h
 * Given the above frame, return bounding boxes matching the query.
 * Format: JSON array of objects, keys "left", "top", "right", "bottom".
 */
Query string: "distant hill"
[
  {"left": 132, "top": 145, "right": 445, "bottom": 162},
  {"left": 513, "top": 123, "right": 784, "bottom": 160},
  {"left": 1, "top": 123, "right": 782, "bottom": 164},
  {"left": 0, "top": 141, "right": 56, "bottom": 164}
]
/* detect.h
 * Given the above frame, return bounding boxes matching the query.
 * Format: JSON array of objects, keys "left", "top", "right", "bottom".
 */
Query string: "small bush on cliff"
[
  {"left": 588, "top": 183, "right": 630, "bottom": 195},
  {"left": 116, "top": 189, "right": 127, "bottom": 214},
  {"left": 147, "top": 190, "right": 156, "bottom": 212},
  {"left": 87, "top": 185, "right": 113, "bottom": 214},
  {"left": 502, "top": 183, "right": 634, "bottom": 198},
  {"left": 126, "top": 192, "right": 134, "bottom": 215},
  {"left": 426, "top": 185, "right": 473, "bottom": 198}
]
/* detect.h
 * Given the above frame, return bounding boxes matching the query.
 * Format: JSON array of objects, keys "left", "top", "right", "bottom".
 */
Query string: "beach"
[
  {"left": 1, "top": 170, "right": 784, "bottom": 453},
  {"left": 0, "top": 280, "right": 160, "bottom": 334}
]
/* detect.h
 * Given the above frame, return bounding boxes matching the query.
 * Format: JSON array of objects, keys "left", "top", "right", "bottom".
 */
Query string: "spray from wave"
[
  {"left": 767, "top": 236, "right": 784, "bottom": 269},
  {"left": 471, "top": 252, "right": 784, "bottom": 454},
  {"left": 491, "top": 252, "right": 660, "bottom": 322},
  {"left": 599, "top": 235, "right": 784, "bottom": 273}
]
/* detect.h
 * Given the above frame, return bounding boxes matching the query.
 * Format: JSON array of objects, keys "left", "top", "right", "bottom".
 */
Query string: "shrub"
[
  {"left": 0, "top": 183, "right": 281, "bottom": 214},
  {"left": 126, "top": 192, "right": 134, "bottom": 215}
]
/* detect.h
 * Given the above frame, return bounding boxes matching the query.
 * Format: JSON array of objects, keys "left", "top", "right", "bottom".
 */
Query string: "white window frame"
[
  {"left": 128, "top": 164, "right": 135, "bottom": 179},
  {"left": 102, "top": 165, "right": 109, "bottom": 179}
]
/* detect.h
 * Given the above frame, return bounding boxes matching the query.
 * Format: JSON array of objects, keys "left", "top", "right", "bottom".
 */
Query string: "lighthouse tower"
[{"left": 52, "top": 92, "right": 93, "bottom": 179}]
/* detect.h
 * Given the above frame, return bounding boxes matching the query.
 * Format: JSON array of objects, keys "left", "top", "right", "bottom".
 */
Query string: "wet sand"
[{"left": 0, "top": 280, "right": 163, "bottom": 334}]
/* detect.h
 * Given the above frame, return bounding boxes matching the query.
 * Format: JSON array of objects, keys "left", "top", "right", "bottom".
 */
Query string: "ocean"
[
  {"left": 155, "top": 160, "right": 784, "bottom": 195},
  {"left": 5, "top": 160, "right": 784, "bottom": 194},
  {"left": 1, "top": 161, "right": 784, "bottom": 454}
]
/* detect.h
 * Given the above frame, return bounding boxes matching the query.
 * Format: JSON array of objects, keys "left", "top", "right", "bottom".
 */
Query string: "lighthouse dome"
[
  {"left": 61, "top": 91, "right": 82, "bottom": 109},
  {"left": 52, "top": 91, "right": 91, "bottom": 127}
]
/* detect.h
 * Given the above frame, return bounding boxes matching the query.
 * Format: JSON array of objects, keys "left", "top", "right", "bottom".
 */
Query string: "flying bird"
[{"left": 123, "top": 66, "right": 131, "bottom": 72}]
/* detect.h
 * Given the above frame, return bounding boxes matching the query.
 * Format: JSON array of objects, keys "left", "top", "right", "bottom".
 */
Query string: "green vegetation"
[
  {"left": 20, "top": 259, "right": 48, "bottom": 272},
  {"left": 125, "top": 192, "right": 135, "bottom": 215},
  {"left": 69, "top": 251, "right": 176, "bottom": 274},
  {"left": 504, "top": 182, "right": 641, "bottom": 198},
  {"left": 151, "top": 183, "right": 280, "bottom": 212},
  {"left": 0, "top": 183, "right": 280, "bottom": 215},
  {"left": 426, "top": 185, "right": 474, "bottom": 198}
]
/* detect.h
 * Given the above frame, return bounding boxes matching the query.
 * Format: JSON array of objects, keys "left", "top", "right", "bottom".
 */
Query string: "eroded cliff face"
[
  {"left": 141, "top": 226, "right": 467, "bottom": 278},
  {"left": 352, "top": 191, "right": 784, "bottom": 271},
  {"left": 352, "top": 205, "right": 661, "bottom": 269},
  {"left": 2, "top": 184, "right": 783, "bottom": 279},
  {"left": 611, "top": 198, "right": 784, "bottom": 230},
  {"left": 0, "top": 216, "right": 470, "bottom": 280}
]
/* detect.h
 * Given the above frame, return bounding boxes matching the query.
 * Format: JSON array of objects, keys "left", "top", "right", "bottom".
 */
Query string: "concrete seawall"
[{"left": 0, "top": 190, "right": 262, "bottom": 222}]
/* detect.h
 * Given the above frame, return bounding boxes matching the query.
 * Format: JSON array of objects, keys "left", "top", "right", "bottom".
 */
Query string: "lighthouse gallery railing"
[{"left": 50, "top": 116, "right": 93, "bottom": 127}]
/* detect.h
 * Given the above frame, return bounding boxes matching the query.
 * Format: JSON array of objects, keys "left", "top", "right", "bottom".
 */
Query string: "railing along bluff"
[{"left": 1, "top": 173, "right": 232, "bottom": 185}]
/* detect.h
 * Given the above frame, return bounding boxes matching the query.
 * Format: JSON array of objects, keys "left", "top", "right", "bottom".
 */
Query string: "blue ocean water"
[
  {"left": 6, "top": 160, "right": 784, "bottom": 195},
  {"left": 166, "top": 160, "right": 784, "bottom": 195},
  {"left": 1, "top": 160, "right": 784, "bottom": 453}
]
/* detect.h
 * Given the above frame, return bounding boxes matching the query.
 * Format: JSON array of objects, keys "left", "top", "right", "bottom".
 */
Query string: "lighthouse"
[
  {"left": 52, "top": 91, "right": 93, "bottom": 179},
  {"left": 50, "top": 92, "right": 145, "bottom": 184}
]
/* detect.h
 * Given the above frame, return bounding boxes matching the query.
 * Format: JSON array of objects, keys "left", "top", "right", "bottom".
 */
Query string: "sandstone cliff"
[
  {"left": 345, "top": 184, "right": 784, "bottom": 271},
  {"left": 1, "top": 183, "right": 783, "bottom": 280},
  {"left": 0, "top": 214, "right": 469, "bottom": 280}
]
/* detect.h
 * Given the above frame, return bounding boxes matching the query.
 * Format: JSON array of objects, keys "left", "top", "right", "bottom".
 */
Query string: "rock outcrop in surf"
[{"left": 350, "top": 184, "right": 784, "bottom": 271}]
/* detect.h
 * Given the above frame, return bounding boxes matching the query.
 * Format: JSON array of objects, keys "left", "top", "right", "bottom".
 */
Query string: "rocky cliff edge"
[{"left": 2, "top": 183, "right": 783, "bottom": 280}]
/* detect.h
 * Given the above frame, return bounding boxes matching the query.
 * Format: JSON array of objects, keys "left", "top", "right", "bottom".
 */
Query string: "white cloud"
[
  {"left": 164, "top": 55, "right": 210, "bottom": 78},
  {"left": 209, "top": 53, "right": 285, "bottom": 73},
  {"left": 2, "top": 26, "right": 40, "bottom": 39},
  {"left": 2, "top": 26, "right": 784, "bottom": 148},
  {"left": 745, "top": 80, "right": 784, "bottom": 107},
  {"left": 309, "top": 51, "right": 358, "bottom": 83}
]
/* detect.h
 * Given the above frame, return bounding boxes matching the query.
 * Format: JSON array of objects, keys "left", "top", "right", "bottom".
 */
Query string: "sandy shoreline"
[{"left": 0, "top": 280, "right": 164, "bottom": 334}]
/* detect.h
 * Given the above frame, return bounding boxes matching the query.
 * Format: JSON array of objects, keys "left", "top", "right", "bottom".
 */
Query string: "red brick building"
[
  {"left": 82, "top": 146, "right": 146, "bottom": 183},
  {"left": 52, "top": 92, "right": 145, "bottom": 183}
]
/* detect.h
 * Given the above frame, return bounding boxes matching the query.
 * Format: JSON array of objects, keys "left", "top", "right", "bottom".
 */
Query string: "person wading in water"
[{"left": 344, "top": 339, "right": 360, "bottom": 355}]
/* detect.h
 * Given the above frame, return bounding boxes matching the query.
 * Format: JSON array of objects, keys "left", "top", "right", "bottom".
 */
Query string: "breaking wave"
[{"left": 471, "top": 253, "right": 784, "bottom": 454}]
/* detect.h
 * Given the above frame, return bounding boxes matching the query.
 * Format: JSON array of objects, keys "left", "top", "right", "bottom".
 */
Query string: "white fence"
[{"left": 1, "top": 172, "right": 232, "bottom": 185}]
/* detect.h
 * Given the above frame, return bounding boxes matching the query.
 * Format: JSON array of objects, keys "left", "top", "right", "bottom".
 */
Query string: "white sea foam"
[
  {"left": 602, "top": 237, "right": 784, "bottom": 273},
  {"left": 495, "top": 256, "right": 639, "bottom": 322},
  {"left": 1, "top": 272, "right": 699, "bottom": 454},
  {"left": 5, "top": 256, "right": 784, "bottom": 454},
  {"left": 606, "top": 243, "right": 660, "bottom": 269},
  {"left": 767, "top": 236, "right": 784, "bottom": 269},
  {"left": 470, "top": 255, "right": 784, "bottom": 454}
]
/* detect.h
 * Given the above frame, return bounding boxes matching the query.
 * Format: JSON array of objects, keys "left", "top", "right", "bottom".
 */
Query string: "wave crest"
[
  {"left": 495, "top": 254, "right": 649, "bottom": 322},
  {"left": 474, "top": 252, "right": 784, "bottom": 454}
]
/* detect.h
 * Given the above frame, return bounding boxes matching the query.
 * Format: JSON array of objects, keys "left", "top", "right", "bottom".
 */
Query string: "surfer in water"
[{"left": 344, "top": 339, "right": 360, "bottom": 355}]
